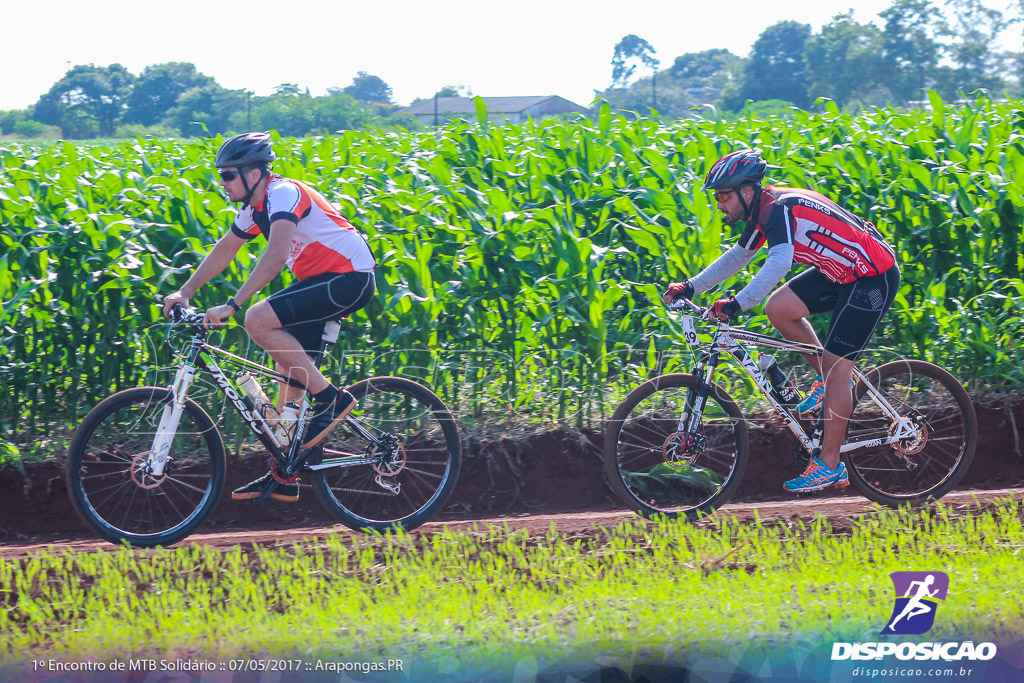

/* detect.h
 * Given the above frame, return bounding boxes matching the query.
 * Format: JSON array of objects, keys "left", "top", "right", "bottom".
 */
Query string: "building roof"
[{"left": 402, "top": 95, "right": 588, "bottom": 116}]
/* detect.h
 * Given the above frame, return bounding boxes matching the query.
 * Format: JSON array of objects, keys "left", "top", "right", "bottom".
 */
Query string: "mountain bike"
[
  {"left": 66, "top": 305, "right": 462, "bottom": 547},
  {"left": 604, "top": 299, "right": 977, "bottom": 520}
]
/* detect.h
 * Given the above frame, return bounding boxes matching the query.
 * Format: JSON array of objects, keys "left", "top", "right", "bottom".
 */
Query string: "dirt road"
[{"left": 3, "top": 487, "right": 1020, "bottom": 557}]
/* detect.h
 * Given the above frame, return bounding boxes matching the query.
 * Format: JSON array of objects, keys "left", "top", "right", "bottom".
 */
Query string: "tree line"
[
  {"left": 1, "top": 0, "right": 1021, "bottom": 139},
  {"left": 602, "top": 0, "right": 1024, "bottom": 117},
  {"left": 0, "top": 65, "right": 419, "bottom": 139}
]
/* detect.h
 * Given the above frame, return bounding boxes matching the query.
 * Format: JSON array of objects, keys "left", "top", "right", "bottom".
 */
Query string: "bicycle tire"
[
  {"left": 844, "top": 360, "right": 977, "bottom": 506},
  {"left": 604, "top": 373, "right": 749, "bottom": 520},
  {"left": 309, "top": 376, "right": 461, "bottom": 532},
  {"left": 65, "top": 387, "right": 226, "bottom": 547}
]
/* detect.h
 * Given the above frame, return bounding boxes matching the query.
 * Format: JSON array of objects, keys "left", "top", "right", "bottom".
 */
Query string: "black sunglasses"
[{"left": 218, "top": 169, "right": 243, "bottom": 181}]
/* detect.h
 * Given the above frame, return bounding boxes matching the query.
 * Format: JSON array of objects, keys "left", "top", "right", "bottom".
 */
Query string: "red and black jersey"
[{"left": 738, "top": 186, "right": 897, "bottom": 284}]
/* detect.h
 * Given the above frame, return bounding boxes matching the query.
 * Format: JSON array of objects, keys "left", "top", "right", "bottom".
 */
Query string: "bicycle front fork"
[{"left": 147, "top": 364, "right": 197, "bottom": 477}]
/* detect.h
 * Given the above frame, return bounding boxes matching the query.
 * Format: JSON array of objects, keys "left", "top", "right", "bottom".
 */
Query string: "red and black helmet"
[{"left": 702, "top": 149, "right": 767, "bottom": 190}]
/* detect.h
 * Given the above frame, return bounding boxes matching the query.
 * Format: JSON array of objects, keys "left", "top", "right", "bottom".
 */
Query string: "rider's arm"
[
  {"left": 232, "top": 218, "right": 296, "bottom": 306},
  {"left": 688, "top": 244, "right": 757, "bottom": 296},
  {"left": 733, "top": 243, "right": 794, "bottom": 310}
]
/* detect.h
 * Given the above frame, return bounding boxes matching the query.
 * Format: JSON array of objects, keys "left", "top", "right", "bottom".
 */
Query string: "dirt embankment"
[{"left": 1, "top": 400, "right": 1022, "bottom": 547}]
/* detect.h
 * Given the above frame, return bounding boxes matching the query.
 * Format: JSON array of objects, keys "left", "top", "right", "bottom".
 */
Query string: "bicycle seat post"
[{"left": 312, "top": 319, "right": 342, "bottom": 369}]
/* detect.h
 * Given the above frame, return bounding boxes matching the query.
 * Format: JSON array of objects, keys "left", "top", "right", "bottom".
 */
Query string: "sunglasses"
[
  {"left": 713, "top": 189, "right": 735, "bottom": 202},
  {"left": 218, "top": 169, "right": 243, "bottom": 181}
]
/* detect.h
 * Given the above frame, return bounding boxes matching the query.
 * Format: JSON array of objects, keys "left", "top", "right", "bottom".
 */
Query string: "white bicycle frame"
[
  {"left": 146, "top": 316, "right": 390, "bottom": 479},
  {"left": 675, "top": 300, "right": 917, "bottom": 455}
]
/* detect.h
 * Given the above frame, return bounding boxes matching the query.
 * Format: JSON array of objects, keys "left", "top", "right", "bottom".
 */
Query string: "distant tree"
[
  {"left": 250, "top": 87, "right": 316, "bottom": 137},
  {"left": 33, "top": 63, "right": 135, "bottom": 137},
  {"left": 434, "top": 85, "right": 473, "bottom": 97},
  {"left": 942, "top": 0, "right": 1008, "bottom": 94},
  {"left": 670, "top": 49, "right": 743, "bottom": 86},
  {"left": 879, "top": 0, "right": 946, "bottom": 101},
  {"left": 611, "top": 34, "right": 661, "bottom": 109},
  {"left": 0, "top": 109, "right": 31, "bottom": 135},
  {"left": 733, "top": 21, "right": 813, "bottom": 109},
  {"left": 670, "top": 48, "right": 745, "bottom": 108},
  {"left": 611, "top": 34, "right": 659, "bottom": 88},
  {"left": 273, "top": 83, "right": 305, "bottom": 97},
  {"left": 596, "top": 49, "right": 745, "bottom": 119},
  {"left": 804, "top": 12, "right": 889, "bottom": 106},
  {"left": 343, "top": 72, "right": 394, "bottom": 104},
  {"left": 1016, "top": 0, "right": 1024, "bottom": 90},
  {"left": 316, "top": 91, "right": 371, "bottom": 130},
  {"left": 125, "top": 62, "right": 214, "bottom": 126},
  {"left": 165, "top": 83, "right": 247, "bottom": 136}
]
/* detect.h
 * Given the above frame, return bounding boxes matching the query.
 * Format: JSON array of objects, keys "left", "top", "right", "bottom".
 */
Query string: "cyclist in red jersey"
[
  {"left": 663, "top": 149, "right": 900, "bottom": 494},
  {"left": 162, "top": 132, "right": 376, "bottom": 503}
]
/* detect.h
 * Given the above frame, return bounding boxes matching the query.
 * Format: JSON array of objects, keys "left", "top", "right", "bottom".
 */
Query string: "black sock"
[{"left": 313, "top": 384, "right": 338, "bottom": 404}]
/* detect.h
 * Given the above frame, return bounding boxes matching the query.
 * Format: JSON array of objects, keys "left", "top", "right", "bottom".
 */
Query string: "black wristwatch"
[{"left": 226, "top": 297, "right": 241, "bottom": 313}]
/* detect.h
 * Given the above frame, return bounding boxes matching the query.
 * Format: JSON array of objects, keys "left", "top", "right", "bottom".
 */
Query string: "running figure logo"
[{"left": 881, "top": 571, "right": 949, "bottom": 635}]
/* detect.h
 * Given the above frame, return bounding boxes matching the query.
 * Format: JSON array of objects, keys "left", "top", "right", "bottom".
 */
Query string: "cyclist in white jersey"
[{"left": 162, "top": 133, "right": 376, "bottom": 502}]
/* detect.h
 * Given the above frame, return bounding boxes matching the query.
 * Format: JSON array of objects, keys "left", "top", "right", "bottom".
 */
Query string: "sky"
[{"left": 2, "top": 0, "right": 1018, "bottom": 112}]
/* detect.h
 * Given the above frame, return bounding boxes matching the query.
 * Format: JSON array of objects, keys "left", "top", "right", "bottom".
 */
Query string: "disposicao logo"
[
  {"left": 831, "top": 571, "right": 998, "bottom": 662},
  {"left": 881, "top": 571, "right": 948, "bottom": 635}
]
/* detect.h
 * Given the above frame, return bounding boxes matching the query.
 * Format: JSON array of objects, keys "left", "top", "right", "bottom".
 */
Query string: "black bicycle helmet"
[
  {"left": 214, "top": 132, "right": 275, "bottom": 169},
  {"left": 702, "top": 149, "right": 766, "bottom": 190}
]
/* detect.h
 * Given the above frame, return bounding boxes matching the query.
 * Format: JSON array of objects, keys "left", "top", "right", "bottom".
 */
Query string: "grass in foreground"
[{"left": 1, "top": 500, "right": 1022, "bottom": 676}]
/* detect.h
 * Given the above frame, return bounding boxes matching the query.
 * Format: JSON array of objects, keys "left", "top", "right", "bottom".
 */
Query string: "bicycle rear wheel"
[
  {"left": 845, "top": 360, "right": 976, "bottom": 506},
  {"left": 65, "top": 387, "right": 226, "bottom": 547},
  {"left": 309, "top": 376, "right": 461, "bottom": 532},
  {"left": 604, "top": 374, "right": 748, "bottom": 520}
]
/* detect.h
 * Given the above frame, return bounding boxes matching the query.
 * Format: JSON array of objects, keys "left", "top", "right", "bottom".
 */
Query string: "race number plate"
[{"left": 681, "top": 316, "right": 699, "bottom": 346}]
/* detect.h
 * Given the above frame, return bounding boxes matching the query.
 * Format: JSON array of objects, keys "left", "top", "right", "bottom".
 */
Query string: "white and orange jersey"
[
  {"left": 738, "top": 186, "right": 896, "bottom": 284},
  {"left": 230, "top": 175, "right": 376, "bottom": 280}
]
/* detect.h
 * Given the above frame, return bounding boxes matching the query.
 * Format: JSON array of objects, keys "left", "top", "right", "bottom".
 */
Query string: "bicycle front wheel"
[
  {"left": 310, "top": 377, "right": 461, "bottom": 532},
  {"left": 65, "top": 387, "right": 226, "bottom": 547},
  {"left": 845, "top": 360, "right": 977, "bottom": 506},
  {"left": 604, "top": 374, "right": 749, "bottom": 520}
]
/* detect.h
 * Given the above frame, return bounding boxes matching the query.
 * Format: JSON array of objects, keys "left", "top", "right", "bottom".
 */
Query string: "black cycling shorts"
[
  {"left": 267, "top": 271, "right": 376, "bottom": 355},
  {"left": 786, "top": 266, "right": 900, "bottom": 361}
]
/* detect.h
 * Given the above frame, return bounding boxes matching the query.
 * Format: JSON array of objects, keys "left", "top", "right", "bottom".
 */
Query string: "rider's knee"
[{"left": 242, "top": 307, "right": 269, "bottom": 340}]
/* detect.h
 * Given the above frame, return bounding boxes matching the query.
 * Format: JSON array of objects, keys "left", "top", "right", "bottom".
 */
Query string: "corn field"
[{"left": 2, "top": 93, "right": 1023, "bottom": 459}]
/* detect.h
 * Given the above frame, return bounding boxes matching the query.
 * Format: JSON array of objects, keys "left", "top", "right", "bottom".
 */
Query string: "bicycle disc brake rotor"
[
  {"left": 889, "top": 417, "right": 928, "bottom": 457},
  {"left": 130, "top": 452, "right": 168, "bottom": 489},
  {"left": 663, "top": 432, "right": 702, "bottom": 466},
  {"left": 372, "top": 435, "right": 407, "bottom": 477}
]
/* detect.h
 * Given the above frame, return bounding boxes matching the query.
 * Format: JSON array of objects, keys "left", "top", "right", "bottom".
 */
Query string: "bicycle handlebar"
[
  {"left": 668, "top": 297, "right": 713, "bottom": 321},
  {"left": 169, "top": 303, "right": 205, "bottom": 325}
]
